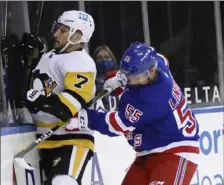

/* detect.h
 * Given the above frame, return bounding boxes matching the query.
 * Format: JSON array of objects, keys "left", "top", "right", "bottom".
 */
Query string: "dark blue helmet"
[{"left": 120, "top": 42, "right": 158, "bottom": 75}]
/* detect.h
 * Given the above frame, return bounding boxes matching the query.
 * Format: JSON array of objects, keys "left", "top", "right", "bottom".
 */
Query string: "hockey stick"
[{"left": 14, "top": 87, "right": 113, "bottom": 170}]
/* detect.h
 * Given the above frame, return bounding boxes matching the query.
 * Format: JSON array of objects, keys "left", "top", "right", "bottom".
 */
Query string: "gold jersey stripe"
[
  {"left": 71, "top": 146, "right": 88, "bottom": 177},
  {"left": 64, "top": 72, "right": 95, "bottom": 103},
  {"left": 58, "top": 93, "right": 78, "bottom": 115},
  {"left": 36, "top": 122, "right": 66, "bottom": 128},
  {"left": 37, "top": 139, "right": 94, "bottom": 151}
]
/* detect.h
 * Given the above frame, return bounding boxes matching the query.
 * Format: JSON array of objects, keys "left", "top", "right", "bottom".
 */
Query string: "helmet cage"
[{"left": 122, "top": 69, "right": 150, "bottom": 86}]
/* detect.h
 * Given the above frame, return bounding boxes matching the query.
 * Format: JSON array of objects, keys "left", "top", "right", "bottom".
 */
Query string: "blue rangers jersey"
[
  {"left": 93, "top": 52, "right": 171, "bottom": 113},
  {"left": 156, "top": 53, "right": 173, "bottom": 78},
  {"left": 87, "top": 64, "right": 200, "bottom": 162}
]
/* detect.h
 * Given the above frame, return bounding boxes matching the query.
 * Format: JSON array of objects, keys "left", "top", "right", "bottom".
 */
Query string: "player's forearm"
[
  {"left": 38, "top": 94, "right": 74, "bottom": 122},
  {"left": 87, "top": 109, "right": 119, "bottom": 137},
  {"left": 43, "top": 89, "right": 87, "bottom": 121},
  {"left": 35, "top": 88, "right": 90, "bottom": 122}
]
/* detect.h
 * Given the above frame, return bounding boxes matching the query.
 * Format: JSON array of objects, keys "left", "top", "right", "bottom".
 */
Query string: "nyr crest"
[{"left": 124, "top": 55, "right": 131, "bottom": 62}]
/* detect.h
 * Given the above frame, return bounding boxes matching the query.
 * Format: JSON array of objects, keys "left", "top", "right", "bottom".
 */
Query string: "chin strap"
[{"left": 59, "top": 30, "right": 84, "bottom": 53}]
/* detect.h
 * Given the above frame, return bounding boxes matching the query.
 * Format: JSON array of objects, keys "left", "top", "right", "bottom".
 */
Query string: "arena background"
[{"left": 0, "top": 1, "right": 223, "bottom": 185}]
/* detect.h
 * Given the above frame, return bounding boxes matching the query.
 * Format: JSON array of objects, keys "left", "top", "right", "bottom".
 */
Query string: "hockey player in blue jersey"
[
  {"left": 103, "top": 44, "right": 172, "bottom": 99},
  {"left": 74, "top": 42, "right": 199, "bottom": 185}
]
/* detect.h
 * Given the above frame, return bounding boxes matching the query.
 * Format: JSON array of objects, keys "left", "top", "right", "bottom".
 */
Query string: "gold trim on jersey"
[
  {"left": 56, "top": 72, "right": 95, "bottom": 116},
  {"left": 69, "top": 146, "right": 89, "bottom": 178},
  {"left": 36, "top": 122, "right": 66, "bottom": 128},
  {"left": 37, "top": 139, "right": 94, "bottom": 151},
  {"left": 36, "top": 121, "right": 94, "bottom": 151},
  {"left": 64, "top": 72, "right": 95, "bottom": 103},
  {"left": 58, "top": 93, "right": 79, "bottom": 115}
]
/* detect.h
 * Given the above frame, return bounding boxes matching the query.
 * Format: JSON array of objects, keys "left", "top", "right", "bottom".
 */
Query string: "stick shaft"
[{"left": 15, "top": 88, "right": 112, "bottom": 157}]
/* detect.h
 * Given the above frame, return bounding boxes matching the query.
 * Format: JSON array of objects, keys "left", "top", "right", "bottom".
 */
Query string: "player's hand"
[
  {"left": 21, "top": 32, "right": 45, "bottom": 62},
  {"left": 103, "top": 70, "right": 127, "bottom": 96},
  {"left": 26, "top": 89, "right": 42, "bottom": 102},
  {"left": 21, "top": 89, "right": 44, "bottom": 114},
  {"left": 66, "top": 109, "right": 92, "bottom": 131}
]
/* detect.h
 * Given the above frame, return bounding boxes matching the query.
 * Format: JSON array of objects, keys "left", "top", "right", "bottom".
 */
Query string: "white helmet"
[{"left": 52, "top": 10, "right": 95, "bottom": 52}]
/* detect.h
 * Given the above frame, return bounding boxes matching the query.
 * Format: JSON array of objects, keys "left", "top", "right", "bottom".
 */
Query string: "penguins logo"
[{"left": 31, "top": 69, "right": 58, "bottom": 96}]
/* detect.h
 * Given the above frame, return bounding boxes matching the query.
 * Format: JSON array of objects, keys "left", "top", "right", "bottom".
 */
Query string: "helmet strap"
[{"left": 59, "top": 29, "right": 83, "bottom": 53}]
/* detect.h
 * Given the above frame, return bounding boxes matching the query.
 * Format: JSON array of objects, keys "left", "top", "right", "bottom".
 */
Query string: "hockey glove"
[
  {"left": 21, "top": 32, "right": 45, "bottom": 68},
  {"left": 21, "top": 89, "right": 46, "bottom": 114},
  {"left": 103, "top": 70, "right": 127, "bottom": 96},
  {"left": 66, "top": 109, "right": 92, "bottom": 131}
]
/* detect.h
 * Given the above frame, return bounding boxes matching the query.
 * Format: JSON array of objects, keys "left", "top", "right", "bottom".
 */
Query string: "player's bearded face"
[{"left": 53, "top": 24, "right": 70, "bottom": 51}]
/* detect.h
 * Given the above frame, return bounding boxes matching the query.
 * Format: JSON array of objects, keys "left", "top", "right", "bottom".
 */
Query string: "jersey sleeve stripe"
[
  {"left": 61, "top": 92, "right": 82, "bottom": 110},
  {"left": 105, "top": 111, "right": 135, "bottom": 135},
  {"left": 114, "top": 112, "right": 135, "bottom": 132},
  {"left": 105, "top": 112, "right": 123, "bottom": 135},
  {"left": 58, "top": 92, "right": 81, "bottom": 115},
  {"left": 157, "top": 53, "right": 169, "bottom": 66},
  {"left": 64, "top": 89, "right": 87, "bottom": 107}
]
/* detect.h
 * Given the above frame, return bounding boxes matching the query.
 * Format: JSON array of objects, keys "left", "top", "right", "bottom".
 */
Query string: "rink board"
[{"left": 1, "top": 106, "right": 223, "bottom": 185}]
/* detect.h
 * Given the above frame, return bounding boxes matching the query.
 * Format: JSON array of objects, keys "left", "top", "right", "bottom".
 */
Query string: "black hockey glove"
[
  {"left": 20, "top": 33, "right": 46, "bottom": 95},
  {"left": 21, "top": 32, "right": 45, "bottom": 69},
  {"left": 21, "top": 89, "right": 47, "bottom": 114},
  {"left": 21, "top": 89, "right": 73, "bottom": 121}
]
